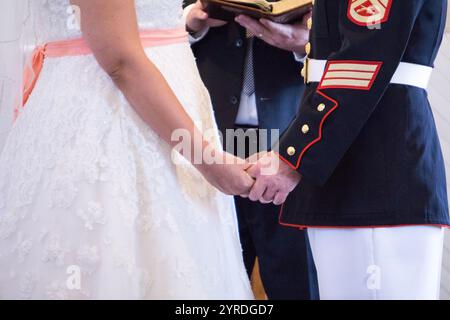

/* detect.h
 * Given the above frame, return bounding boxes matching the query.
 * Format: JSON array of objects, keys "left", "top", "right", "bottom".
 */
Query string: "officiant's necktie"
[{"left": 242, "top": 32, "right": 255, "bottom": 96}]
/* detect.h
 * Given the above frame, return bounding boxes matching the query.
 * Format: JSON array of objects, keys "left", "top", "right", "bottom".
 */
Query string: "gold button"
[
  {"left": 301, "top": 124, "right": 310, "bottom": 134},
  {"left": 307, "top": 17, "right": 312, "bottom": 30},
  {"left": 301, "top": 66, "right": 306, "bottom": 78},
  {"left": 305, "top": 42, "right": 311, "bottom": 55},
  {"left": 317, "top": 103, "right": 326, "bottom": 112},
  {"left": 287, "top": 147, "right": 296, "bottom": 156}
]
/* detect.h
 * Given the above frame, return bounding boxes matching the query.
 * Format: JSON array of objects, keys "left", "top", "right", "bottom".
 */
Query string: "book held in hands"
[{"left": 201, "top": 0, "right": 313, "bottom": 24}]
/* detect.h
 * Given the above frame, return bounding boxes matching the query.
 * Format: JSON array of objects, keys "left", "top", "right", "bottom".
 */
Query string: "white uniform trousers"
[{"left": 307, "top": 226, "right": 444, "bottom": 300}]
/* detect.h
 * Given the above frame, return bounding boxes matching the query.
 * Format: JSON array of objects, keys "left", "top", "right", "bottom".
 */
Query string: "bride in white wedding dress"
[{"left": 0, "top": 0, "right": 254, "bottom": 299}]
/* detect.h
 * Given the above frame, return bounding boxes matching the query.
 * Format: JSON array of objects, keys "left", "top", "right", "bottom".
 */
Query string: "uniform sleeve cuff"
[{"left": 274, "top": 90, "right": 339, "bottom": 184}]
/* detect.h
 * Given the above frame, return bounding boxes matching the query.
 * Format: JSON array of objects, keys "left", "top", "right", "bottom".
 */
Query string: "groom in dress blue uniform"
[
  {"left": 246, "top": 0, "right": 449, "bottom": 227},
  {"left": 244, "top": 0, "right": 449, "bottom": 299},
  {"left": 183, "top": 1, "right": 319, "bottom": 300}
]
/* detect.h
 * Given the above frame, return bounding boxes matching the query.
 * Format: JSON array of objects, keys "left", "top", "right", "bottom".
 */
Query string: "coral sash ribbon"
[{"left": 17, "top": 27, "right": 188, "bottom": 120}]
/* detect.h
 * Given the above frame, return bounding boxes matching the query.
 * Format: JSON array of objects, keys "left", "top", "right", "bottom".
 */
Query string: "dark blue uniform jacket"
[{"left": 277, "top": 0, "right": 450, "bottom": 227}]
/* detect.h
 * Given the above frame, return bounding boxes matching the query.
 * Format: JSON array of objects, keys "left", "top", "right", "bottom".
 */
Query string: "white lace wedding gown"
[{"left": 0, "top": 0, "right": 253, "bottom": 300}]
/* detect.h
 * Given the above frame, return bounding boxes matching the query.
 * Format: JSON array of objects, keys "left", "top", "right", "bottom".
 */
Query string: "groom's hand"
[
  {"left": 186, "top": 0, "right": 227, "bottom": 34},
  {"left": 245, "top": 152, "right": 301, "bottom": 205}
]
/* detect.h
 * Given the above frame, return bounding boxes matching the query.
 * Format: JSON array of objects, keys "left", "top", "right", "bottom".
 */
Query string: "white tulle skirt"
[{"left": 0, "top": 42, "right": 253, "bottom": 300}]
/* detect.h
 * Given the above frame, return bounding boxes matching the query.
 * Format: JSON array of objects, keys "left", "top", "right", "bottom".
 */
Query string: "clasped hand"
[
  {"left": 243, "top": 151, "right": 301, "bottom": 205},
  {"left": 198, "top": 151, "right": 300, "bottom": 205}
]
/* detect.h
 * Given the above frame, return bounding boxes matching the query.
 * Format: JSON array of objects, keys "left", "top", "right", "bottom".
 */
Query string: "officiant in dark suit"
[{"left": 183, "top": 1, "right": 318, "bottom": 300}]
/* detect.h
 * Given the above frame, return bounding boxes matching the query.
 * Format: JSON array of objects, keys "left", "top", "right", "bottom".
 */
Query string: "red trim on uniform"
[
  {"left": 278, "top": 203, "right": 450, "bottom": 230},
  {"left": 318, "top": 60, "right": 383, "bottom": 91},
  {"left": 275, "top": 90, "right": 339, "bottom": 171},
  {"left": 347, "top": 0, "right": 393, "bottom": 27}
]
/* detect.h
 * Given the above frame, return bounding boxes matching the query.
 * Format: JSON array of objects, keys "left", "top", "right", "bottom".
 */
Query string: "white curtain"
[
  {"left": 447, "top": 8, "right": 450, "bottom": 33},
  {"left": 0, "top": 0, "right": 26, "bottom": 151},
  {"left": 429, "top": 11, "right": 450, "bottom": 297}
]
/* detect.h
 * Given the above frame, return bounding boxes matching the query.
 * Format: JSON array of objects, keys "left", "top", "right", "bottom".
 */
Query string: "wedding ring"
[{"left": 258, "top": 33, "right": 264, "bottom": 38}]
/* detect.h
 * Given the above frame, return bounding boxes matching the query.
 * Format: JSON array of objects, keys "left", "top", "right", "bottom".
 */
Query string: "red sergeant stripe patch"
[{"left": 318, "top": 60, "right": 383, "bottom": 90}]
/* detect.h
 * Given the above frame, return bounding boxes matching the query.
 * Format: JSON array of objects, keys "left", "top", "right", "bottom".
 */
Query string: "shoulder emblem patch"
[{"left": 347, "top": 0, "right": 392, "bottom": 27}]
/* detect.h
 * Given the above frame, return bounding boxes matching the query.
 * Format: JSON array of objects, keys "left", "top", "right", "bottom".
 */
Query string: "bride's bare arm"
[
  {"left": 71, "top": 0, "right": 199, "bottom": 149},
  {"left": 70, "top": 0, "right": 254, "bottom": 195}
]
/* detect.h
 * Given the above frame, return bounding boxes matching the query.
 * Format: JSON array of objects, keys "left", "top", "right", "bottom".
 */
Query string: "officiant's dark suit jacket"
[
  {"left": 191, "top": 23, "right": 303, "bottom": 149},
  {"left": 184, "top": 1, "right": 319, "bottom": 300}
]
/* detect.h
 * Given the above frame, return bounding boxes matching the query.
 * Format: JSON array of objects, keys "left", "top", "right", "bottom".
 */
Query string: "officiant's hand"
[
  {"left": 197, "top": 151, "right": 255, "bottom": 196},
  {"left": 186, "top": 0, "right": 227, "bottom": 34},
  {"left": 244, "top": 151, "right": 301, "bottom": 205},
  {"left": 234, "top": 11, "right": 311, "bottom": 56}
]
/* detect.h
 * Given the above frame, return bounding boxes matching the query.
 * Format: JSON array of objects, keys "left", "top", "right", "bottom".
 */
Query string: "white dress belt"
[{"left": 307, "top": 59, "right": 433, "bottom": 90}]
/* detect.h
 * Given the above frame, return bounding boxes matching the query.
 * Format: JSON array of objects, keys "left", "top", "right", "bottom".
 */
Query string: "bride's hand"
[{"left": 197, "top": 151, "right": 255, "bottom": 196}]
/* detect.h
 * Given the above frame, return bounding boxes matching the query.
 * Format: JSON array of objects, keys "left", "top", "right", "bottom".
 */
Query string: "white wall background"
[{"left": 431, "top": 6, "right": 450, "bottom": 300}]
